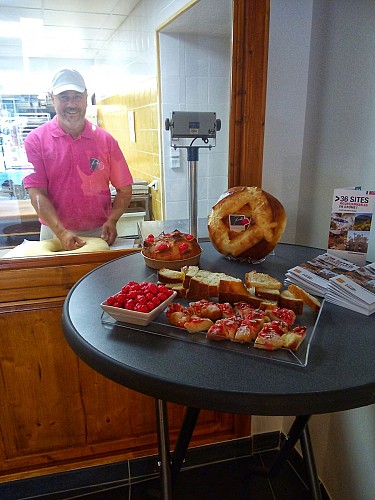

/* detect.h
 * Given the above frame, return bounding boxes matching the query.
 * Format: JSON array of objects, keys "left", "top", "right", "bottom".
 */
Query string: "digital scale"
[{"left": 165, "top": 111, "right": 221, "bottom": 237}]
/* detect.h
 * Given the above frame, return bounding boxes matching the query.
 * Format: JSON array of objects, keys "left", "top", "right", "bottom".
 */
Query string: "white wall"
[
  {"left": 92, "top": 0, "right": 197, "bottom": 98},
  {"left": 262, "top": 0, "right": 314, "bottom": 243},
  {"left": 259, "top": 2, "right": 375, "bottom": 499},
  {"left": 264, "top": 0, "right": 375, "bottom": 262},
  {"left": 296, "top": 0, "right": 375, "bottom": 264},
  {"left": 159, "top": 33, "right": 231, "bottom": 220},
  {"left": 91, "top": 0, "right": 231, "bottom": 223}
]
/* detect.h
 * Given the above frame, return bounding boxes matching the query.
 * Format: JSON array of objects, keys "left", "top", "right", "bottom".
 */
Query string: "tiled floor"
[{"left": 0, "top": 434, "right": 330, "bottom": 500}]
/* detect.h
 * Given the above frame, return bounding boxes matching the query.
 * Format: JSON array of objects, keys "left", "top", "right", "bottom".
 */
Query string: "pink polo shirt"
[{"left": 23, "top": 117, "right": 133, "bottom": 231}]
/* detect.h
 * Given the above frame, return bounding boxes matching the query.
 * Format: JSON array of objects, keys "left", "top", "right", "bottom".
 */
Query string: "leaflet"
[
  {"left": 285, "top": 253, "right": 375, "bottom": 315},
  {"left": 325, "top": 262, "right": 375, "bottom": 315},
  {"left": 327, "top": 188, "right": 375, "bottom": 266},
  {"left": 285, "top": 253, "right": 359, "bottom": 297}
]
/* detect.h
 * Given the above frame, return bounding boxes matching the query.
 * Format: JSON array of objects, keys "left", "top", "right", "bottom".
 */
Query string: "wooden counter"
[
  {"left": 0, "top": 250, "right": 250, "bottom": 482},
  {"left": 0, "top": 199, "right": 37, "bottom": 220}
]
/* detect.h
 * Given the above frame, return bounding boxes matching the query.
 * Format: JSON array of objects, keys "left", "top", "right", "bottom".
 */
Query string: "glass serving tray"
[{"left": 101, "top": 299, "right": 324, "bottom": 368}]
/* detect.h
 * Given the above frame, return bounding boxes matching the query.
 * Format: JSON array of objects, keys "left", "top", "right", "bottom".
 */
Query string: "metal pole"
[
  {"left": 187, "top": 146, "right": 199, "bottom": 238},
  {"left": 300, "top": 424, "right": 322, "bottom": 500},
  {"left": 155, "top": 399, "right": 172, "bottom": 499}
]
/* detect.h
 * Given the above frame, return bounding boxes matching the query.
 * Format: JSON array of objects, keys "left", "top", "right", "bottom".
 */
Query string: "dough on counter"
[{"left": 7, "top": 237, "right": 110, "bottom": 257}]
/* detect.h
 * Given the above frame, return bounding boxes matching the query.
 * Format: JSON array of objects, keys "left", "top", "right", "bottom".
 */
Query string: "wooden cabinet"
[{"left": 0, "top": 251, "right": 251, "bottom": 482}]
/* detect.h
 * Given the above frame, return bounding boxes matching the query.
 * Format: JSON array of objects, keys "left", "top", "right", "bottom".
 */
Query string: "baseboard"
[{"left": 0, "top": 432, "right": 331, "bottom": 499}]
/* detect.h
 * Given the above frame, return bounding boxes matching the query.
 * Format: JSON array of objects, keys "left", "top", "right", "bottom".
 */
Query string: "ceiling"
[
  {"left": 0, "top": 0, "right": 142, "bottom": 60},
  {"left": 0, "top": 0, "right": 232, "bottom": 62},
  {"left": 161, "top": 0, "right": 232, "bottom": 36}
]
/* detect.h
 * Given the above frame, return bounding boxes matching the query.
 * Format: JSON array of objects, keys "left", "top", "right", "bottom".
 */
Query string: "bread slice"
[
  {"left": 279, "top": 290, "right": 304, "bottom": 315},
  {"left": 241, "top": 294, "right": 264, "bottom": 309},
  {"left": 182, "top": 266, "right": 200, "bottom": 288},
  {"left": 245, "top": 271, "right": 282, "bottom": 290},
  {"left": 164, "top": 283, "right": 187, "bottom": 298},
  {"left": 157, "top": 268, "right": 184, "bottom": 284},
  {"left": 218, "top": 277, "right": 252, "bottom": 304},
  {"left": 287, "top": 284, "right": 321, "bottom": 311},
  {"left": 186, "top": 271, "right": 219, "bottom": 299},
  {"left": 186, "top": 270, "right": 232, "bottom": 299},
  {"left": 255, "top": 287, "right": 281, "bottom": 302},
  {"left": 259, "top": 299, "right": 279, "bottom": 311}
]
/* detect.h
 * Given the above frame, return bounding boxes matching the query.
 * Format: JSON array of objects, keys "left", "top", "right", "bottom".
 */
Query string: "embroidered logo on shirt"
[{"left": 90, "top": 158, "right": 104, "bottom": 170}]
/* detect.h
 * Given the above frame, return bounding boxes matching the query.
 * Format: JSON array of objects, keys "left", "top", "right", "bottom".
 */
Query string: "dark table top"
[{"left": 62, "top": 242, "right": 375, "bottom": 416}]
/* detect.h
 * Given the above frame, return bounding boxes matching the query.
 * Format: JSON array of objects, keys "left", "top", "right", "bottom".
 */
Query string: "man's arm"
[
  {"left": 27, "top": 187, "right": 86, "bottom": 250},
  {"left": 101, "top": 185, "right": 133, "bottom": 245}
]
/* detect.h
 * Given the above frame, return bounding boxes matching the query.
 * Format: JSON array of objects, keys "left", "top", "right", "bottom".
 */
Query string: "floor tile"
[{"left": 0, "top": 435, "right": 329, "bottom": 500}]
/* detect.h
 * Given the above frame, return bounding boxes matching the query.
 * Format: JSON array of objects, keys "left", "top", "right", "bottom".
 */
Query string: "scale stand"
[
  {"left": 187, "top": 146, "right": 199, "bottom": 237},
  {"left": 165, "top": 111, "right": 221, "bottom": 238}
]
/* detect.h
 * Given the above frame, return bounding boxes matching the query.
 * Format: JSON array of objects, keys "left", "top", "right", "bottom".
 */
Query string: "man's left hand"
[{"left": 101, "top": 221, "right": 118, "bottom": 245}]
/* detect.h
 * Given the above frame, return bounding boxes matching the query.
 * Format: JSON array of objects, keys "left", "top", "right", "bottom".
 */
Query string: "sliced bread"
[
  {"left": 182, "top": 266, "right": 200, "bottom": 288},
  {"left": 164, "top": 282, "right": 187, "bottom": 298},
  {"left": 157, "top": 268, "right": 184, "bottom": 284},
  {"left": 255, "top": 287, "right": 281, "bottom": 302},
  {"left": 186, "top": 270, "right": 230, "bottom": 299},
  {"left": 279, "top": 289, "right": 304, "bottom": 315},
  {"left": 287, "top": 284, "right": 321, "bottom": 311},
  {"left": 218, "top": 277, "right": 253, "bottom": 304},
  {"left": 245, "top": 271, "right": 282, "bottom": 290}
]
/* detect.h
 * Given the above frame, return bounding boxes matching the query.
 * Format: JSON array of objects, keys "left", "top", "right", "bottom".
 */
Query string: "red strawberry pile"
[{"left": 105, "top": 281, "right": 174, "bottom": 313}]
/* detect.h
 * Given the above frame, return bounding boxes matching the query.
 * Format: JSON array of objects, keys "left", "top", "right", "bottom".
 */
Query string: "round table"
[{"left": 62, "top": 242, "right": 375, "bottom": 499}]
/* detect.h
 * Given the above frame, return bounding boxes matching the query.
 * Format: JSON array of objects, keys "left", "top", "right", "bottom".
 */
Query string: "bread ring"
[
  {"left": 208, "top": 186, "right": 287, "bottom": 260},
  {"left": 19, "top": 237, "right": 110, "bottom": 257}
]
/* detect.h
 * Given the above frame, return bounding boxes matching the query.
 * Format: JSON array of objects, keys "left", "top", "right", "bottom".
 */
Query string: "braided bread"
[{"left": 208, "top": 186, "right": 287, "bottom": 261}]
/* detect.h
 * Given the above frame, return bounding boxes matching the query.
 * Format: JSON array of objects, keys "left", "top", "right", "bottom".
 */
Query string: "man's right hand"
[{"left": 58, "top": 230, "right": 86, "bottom": 251}]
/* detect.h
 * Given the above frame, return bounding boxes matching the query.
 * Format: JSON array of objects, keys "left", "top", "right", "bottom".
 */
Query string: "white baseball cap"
[{"left": 51, "top": 68, "right": 86, "bottom": 95}]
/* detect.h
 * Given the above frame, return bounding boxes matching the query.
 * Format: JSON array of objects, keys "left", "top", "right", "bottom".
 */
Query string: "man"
[{"left": 23, "top": 68, "right": 133, "bottom": 250}]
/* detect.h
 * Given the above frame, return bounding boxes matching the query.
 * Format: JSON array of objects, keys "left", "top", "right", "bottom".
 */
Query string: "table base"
[{"left": 155, "top": 400, "right": 322, "bottom": 500}]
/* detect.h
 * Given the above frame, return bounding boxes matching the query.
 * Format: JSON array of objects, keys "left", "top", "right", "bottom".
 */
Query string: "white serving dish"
[{"left": 100, "top": 291, "right": 177, "bottom": 326}]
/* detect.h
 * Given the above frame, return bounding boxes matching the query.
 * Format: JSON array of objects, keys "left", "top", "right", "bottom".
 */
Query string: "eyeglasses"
[{"left": 55, "top": 92, "right": 87, "bottom": 103}]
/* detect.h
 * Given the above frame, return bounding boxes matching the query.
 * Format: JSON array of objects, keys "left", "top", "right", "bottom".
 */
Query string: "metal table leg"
[
  {"left": 155, "top": 399, "right": 172, "bottom": 500},
  {"left": 171, "top": 407, "right": 201, "bottom": 482},
  {"left": 300, "top": 423, "right": 322, "bottom": 500},
  {"left": 267, "top": 415, "right": 311, "bottom": 477},
  {"left": 155, "top": 408, "right": 321, "bottom": 500},
  {"left": 249, "top": 415, "right": 322, "bottom": 500},
  {"left": 155, "top": 403, "right": 201, "bottom": 498}
]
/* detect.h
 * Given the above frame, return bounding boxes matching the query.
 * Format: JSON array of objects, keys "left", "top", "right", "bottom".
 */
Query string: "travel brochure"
[
  {"left": 325, "top": 263, "right": 375, "bottom": 315},
  {"left": 284, "top": 187, "right": 375, "bottom": 315},
  {"left": 327, "top": 188, "right": 375, "bottom": 266},
  {"left": 285, "top": 253, "right": 375, "bottom": 315},
  {"left": 284, "top": 253, "right": 359, "bottom": 296}
]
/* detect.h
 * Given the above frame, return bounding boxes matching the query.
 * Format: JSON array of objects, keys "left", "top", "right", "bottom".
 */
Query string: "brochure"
[
  {"left": 325, "top": 262, "right": 375, "bottom": 315},
  {"left": 327, "top": 188, "right": 375, "bottom": 266},
  {"left": 285, "top": 253, "right": 375, "bottom": 315},
  {"left": 284, "top": 252, "right": 360, "bottom": 297}
]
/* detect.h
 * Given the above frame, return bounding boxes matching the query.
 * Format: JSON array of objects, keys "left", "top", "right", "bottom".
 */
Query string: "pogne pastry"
[
  {"left": 166, "top": 300, "right": 308, "bottom": 352},
  {"left": 208, "top": 186, "right": 287, "bottom": 261},
  {"left": 143, "top": 229, "right": 201, "bottom": 261},
  {"left": 253, "top": 321, "right": 288, "bottom": 350},
  {"left": 184, "top": 316, "right": 214, "bottom": 333}
]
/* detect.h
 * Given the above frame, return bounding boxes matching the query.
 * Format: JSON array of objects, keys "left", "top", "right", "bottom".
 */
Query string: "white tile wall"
[
  {"left": 160, "top": 32, "right": 231, "bottom": 221},
  {"left": 91, "top": 0, "right": 232, "bottom": 222}
]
